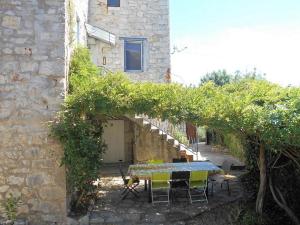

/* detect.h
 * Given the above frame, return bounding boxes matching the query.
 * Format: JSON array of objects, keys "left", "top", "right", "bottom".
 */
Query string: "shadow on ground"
[{"left": 87, "top": 144, "right": 246, "bottom": 225}]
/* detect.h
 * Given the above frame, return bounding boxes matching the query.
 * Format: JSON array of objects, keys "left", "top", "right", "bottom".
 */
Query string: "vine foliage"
[{"left": 52, "top": 47, "right": 300, "bottom": 221}]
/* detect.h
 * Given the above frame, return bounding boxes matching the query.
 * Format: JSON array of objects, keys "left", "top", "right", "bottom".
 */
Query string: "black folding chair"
[
  {"left": 180, "top": 158, "right": 187, "bottom": 162},
  {"left": 209, "top": 160, "right": 233, "bottom": 196},
  {"left": 170, "top": 171, "right": 190, "bottom": 202},
  {"left": 172, "top": 158, "right": 187, "bottom": 163},
  {"left": 119, "top": 165, "right": 140, "bottom": 200}
]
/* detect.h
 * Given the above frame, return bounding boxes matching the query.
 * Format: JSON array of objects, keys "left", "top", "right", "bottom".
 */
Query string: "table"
[{"left": 128, "top": 161, "right": 222, "bottom": 202}]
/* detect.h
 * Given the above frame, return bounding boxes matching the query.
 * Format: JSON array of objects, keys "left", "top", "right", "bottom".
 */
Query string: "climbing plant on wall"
[{"left": 52, "top": 47, "right": 300, "bottom": 222}]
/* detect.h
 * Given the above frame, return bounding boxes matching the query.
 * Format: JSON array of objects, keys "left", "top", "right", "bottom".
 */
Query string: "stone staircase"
[{"left": 127, "top": 115, "right": 204, "bottom": 161}]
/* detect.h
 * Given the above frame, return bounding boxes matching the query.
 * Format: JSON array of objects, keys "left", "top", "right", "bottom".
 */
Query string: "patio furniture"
[
  {"left": 172, "top": 158, "right": 187, "bottom": 163},
  {"left": 189, "top": 171, "right": 208, "bottom": 203},
  {"left": 170, "top": 171, "right": 190, "bottom": 202},
  {"left": 119, "top": 165, "right": 140, "bottom": 200},
  {"left": 151, "top": 172, "right": 170, "bottom": 205},
  {"left": 209, "top": 160, "right": 233, "bottom": 196},
  {"left": 128, "top": 161, "right": 222, "bottom": 202}
]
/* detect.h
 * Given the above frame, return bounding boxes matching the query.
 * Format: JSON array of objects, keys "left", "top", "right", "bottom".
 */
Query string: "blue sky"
[{"left": 170, "top": 0, "right": 300, "bottom": 86}]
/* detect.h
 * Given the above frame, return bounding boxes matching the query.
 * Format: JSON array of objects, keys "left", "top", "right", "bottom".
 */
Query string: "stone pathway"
[
  {"left": 87, "top": 171, "right": 244, "bottom": 225},
  {"left": 69, "top": 144, "right": 246, "bottom": 225},
  {"left": 193, "top": 143, "right": 245, "bottom": 167}
]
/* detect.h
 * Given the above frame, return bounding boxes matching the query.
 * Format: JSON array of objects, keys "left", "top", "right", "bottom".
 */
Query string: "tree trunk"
[{"left": 256, "top": 143, "right": 267, "bottom": 215}]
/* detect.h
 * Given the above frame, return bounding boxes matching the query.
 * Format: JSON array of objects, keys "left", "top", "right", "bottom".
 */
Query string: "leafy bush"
[
  {"left": 223, "top": 133, "right": 246, "bottom": 162},
  {"left": 239, "top": 209, "right": 269, "bottom": 225},
  {"left": 51, "top": 47, "right": 106, "bottom": 209},
  {"left": 1, "top": 194, "right": 21, "bottom": 221}
]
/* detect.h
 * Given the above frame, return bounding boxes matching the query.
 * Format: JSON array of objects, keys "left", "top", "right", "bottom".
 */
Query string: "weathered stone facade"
[
  {"left": 0, "top": 0, "right": 67, "bottom": 224},
  {"left": 88, "top": 0, "right": 170, "bottom": 82},
  {"left": 133, "top": 123, "right": 179, "bottom": 163},
  {"left": 101, "top": 118, "right": 179, "bottom": 164}
]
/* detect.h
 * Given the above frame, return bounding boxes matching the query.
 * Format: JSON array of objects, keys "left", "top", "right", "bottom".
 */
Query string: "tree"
[
  {"left": 200, "top": 69, "right": 232, "bottom": 86},
  {"left": 200, "top": 68, "right": 266, "bottom": 86}
]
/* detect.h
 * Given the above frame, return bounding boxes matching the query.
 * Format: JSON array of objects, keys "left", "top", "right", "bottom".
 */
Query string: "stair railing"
[{"left": 138, "top": 114, "right": 189, "bottom": 146}]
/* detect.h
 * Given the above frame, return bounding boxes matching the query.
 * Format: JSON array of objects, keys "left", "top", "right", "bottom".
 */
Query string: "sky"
[{"left": 170, "top": 0, "right": 300, "bottom": 86}]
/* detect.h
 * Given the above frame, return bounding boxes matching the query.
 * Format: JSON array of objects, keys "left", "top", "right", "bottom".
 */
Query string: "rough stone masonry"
[{"left": 0, "top": 0, "right": 67, "bottom": 224}]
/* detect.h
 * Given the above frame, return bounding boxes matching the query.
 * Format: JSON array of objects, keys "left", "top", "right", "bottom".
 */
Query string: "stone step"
[
  {"left": 150, "top": 126, "right": 160, "bottom": 135},
  {"left": 129, "top": 116, "right": 193, "bottom": 158},
  {"left": 134, "top": 117, "right": 144, "bottom": 126}
]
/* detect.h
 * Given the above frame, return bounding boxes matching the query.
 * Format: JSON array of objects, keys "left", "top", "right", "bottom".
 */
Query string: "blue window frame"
[
  {"left": 107, "top": 0, "right": 120, "bottom": 7},
  {"left": 124, "top": 40, "right": 144, "bottom": 72}
]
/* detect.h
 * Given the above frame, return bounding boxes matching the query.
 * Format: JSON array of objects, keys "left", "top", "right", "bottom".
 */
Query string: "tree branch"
[{"left": 269, "top": 176, "right": 300, "bottom": 225}]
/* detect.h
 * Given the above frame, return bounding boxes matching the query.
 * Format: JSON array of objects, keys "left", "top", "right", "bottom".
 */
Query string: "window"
[
  {"left": 107, "top": 0, "right": 120, "bottom": 7},
  {"left": 124, "top": 40, "right": 144, "bottom": 72}
]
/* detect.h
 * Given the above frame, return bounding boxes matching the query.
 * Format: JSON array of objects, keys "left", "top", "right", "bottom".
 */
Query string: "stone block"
[
  {"left": 2, "top": 48, "right": 13, "bottom": 54},
  {"left": 20, "top": 62, "right": 38, "bottom": 72},
  {"left": 26, "top": 173, "right": 51, "bottom": 187},
  {"left": 0, "top": 185, "right": 10, "bottom": 193},
  {"left": 2, "top": 15, "right": 21, "bottom": 29},
  {"left": 7, "top": 176, "right": 24, "bottom": 185},
  {"left": 5, "top": 188, "right": 21, "bottom": 198},
  {"left": 39, "top": 186, "right": 65, "bottom": 201},
  {"left": 39, "top": 61, "right": 65, "bottom": 76},
  {"left": 32, "top": 159, "right": 55, "bottom": 169},
  {"left": 17, "top": 205, "right": 30, "bottom": 215}
]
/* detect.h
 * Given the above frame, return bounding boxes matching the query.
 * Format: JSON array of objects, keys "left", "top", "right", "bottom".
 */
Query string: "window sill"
[
  {"left": 125, "top": 70, "right": 144, "bottom": 73},
  {"left": 107, "top": 7, "right": 120, "bottom": 10}
]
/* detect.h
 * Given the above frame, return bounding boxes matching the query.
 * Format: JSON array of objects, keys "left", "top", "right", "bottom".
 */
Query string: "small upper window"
[
  {"left": 107, "top": 0, "right": 120, "bottom": 7},
  {"left": 124, "top": 40, "right": 144, "bottom": 72}
]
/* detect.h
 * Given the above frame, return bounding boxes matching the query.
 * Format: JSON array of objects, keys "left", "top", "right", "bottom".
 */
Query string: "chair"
[
  {"left": 148, "top": 159, "right": 163, "bottom": 164},
  {"left": 170, "top": 171, "right": 190, "bottom": 202},
  {"left": 209, "top": 160, "right": 233, "bottom": 196},
  {"left": 172, "top": 158, "right": 187, "bottom": 163},
  {"left": 119, "top": 165, "right": 140, "bottom": 200},
  {"left": 151, "top": 172, "right": 170, "bottom": 205},
  {"left": 189, "top": 171, "right": 208, "bottom": 203},
  {"left": 172, "top": 158, "right": 181, "bottom": 163},
  {"left": 180, "top": 157, "right": 187, "bottom": 163}
]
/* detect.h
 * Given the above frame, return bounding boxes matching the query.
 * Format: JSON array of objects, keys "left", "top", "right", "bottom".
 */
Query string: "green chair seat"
[
  {"left": 151, "top": 172, "right": 170, "bottom": 205},
  {"left": 189, "top": 171, "right": 208, "bottom": 204},
  {"left": 152, "top": 181, "right": 170, "bottom": 189}
]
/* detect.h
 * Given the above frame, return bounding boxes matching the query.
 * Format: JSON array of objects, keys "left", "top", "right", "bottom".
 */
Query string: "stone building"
[
  {"left": 86, "top": 0, "right": 172, "bottom": 164},
  {"left": 0, "top": 0, "right": 170, "bottom": 224},
  {"left": 88, "top": 0, "right": 170, "bottom": 82},
  {"left": 0, "top": 0, "right": 68, "bottom": 224}
]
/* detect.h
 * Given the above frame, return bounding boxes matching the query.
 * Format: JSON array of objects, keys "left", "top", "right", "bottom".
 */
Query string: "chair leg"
[
  {"left": 188, "top": 189, "right": 192, "bottom": 204},
  {"left": 121, "top": 187, "right": 128, "bottom": 195},
  {"left": 122, "top": 189, "right": 129, "bottom": 200},
  {"left": 167, "top": 189, "right": 169, "bottom": 205},
  {"left": 211, "top": 181, "right": 214, "bottom": 196},
  {"left": 226, "top": 180, "right": 230, "bottom": 196},
  {"left": 204, "top": 187, "right": 208, "bottom": 203}
]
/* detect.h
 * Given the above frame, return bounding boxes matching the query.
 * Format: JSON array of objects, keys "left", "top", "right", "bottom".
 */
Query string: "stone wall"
[
  {"left": 0, "top": 0, "right": 67, "bottom": 224},
  {"left": 133, "top": 124, "right": 179, "bottom": 163},
  {"left": 124, "top": 119, "right": 134, "bottom": 163},
  {"left": 88, "top": 0, "right": 170, "bottom": 82}
]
